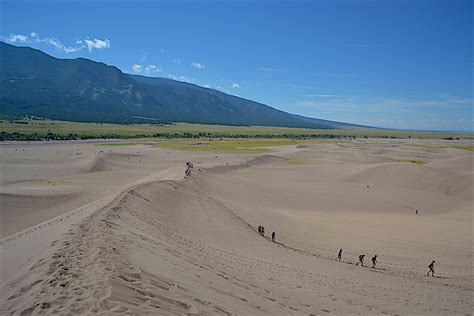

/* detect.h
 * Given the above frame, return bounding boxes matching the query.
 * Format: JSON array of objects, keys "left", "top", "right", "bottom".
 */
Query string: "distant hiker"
[
  {"left": 258, "top": 226, "right": 262, "bottom": 235},
  {"left": 272, "top": 232, "right": 276, "bottom": 242},
  {"left": 356, "top": 254, "right": 365, "bottom": 266},
  {"left": 185, "top": 162, "right": 193, "bottom": 176},
  {"left": 337, "top": 249, "right": 343, "bottom": 261},
  {"left": 427, "top": 260, "right": 435, "bottom": 277},
  {"left": 372, "top": 255, "right": 377, "bottom": 268},
  {"left": 416, "top": 209, "right": 419, "bottom": 215},
  {"left": 261, "top": 226, "right": 265, "bottom": 236}
]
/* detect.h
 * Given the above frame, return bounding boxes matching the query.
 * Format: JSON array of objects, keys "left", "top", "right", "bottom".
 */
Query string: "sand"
[{"left": 1, "top": 138, "right": 472, "bottom": 314}]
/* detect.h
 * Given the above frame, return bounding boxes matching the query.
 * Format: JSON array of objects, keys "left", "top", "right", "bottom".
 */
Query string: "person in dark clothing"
[
  {"left": 271, "top": 232, "right": 276, "bottom": 242},
  {"left": 356, "top": 254, "right": 365, "bottom": 266},
  {"left": 337, "top": 249, "right": 343, "bottom": 261},
  {"left": 372, "top": 255, "right": 377, "bottom": 268},
  {"left": 427, "top": 260, "right": 435, "bottom": 277},
  {"left": 258, "top": 226, "right": 262, "bottom": 235},
  {"left": 261, "top": 226, "right": 265, "bottom": 236}
]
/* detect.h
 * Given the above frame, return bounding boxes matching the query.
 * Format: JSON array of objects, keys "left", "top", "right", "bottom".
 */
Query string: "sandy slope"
[{"left": 1, "top": 139, "right": 472, "bottom": 315}]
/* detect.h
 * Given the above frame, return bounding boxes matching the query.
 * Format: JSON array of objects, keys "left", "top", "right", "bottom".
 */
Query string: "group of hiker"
[
  {"left": 354, "top": 253, "right": 377, "bottom": 268},
  {"left": 258, "top": 225, "right": 276, "bottom": 242},
  {"left": 337, "top": 249, "right": 377, "bottom": 267},
  {"left": 336, "top": 248, "right": 437, "bottom": 276},
  {"left": 254, "top": 233, "right": 438, "bottom": 276}
]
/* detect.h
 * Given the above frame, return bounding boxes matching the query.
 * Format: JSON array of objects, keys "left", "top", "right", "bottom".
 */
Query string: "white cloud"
[
  {"left": 191, "top": 62, "right": 205, "bottom": 69},
  {"left": 179, "top": 76, "right": 192, "bottom": 82},
  {"left": 203, "top": 84, "right": 211, "bottom": 88},
  {"left": 164, "top": 73, "right": 196, "bottom": 83},
  {"left": 39, "top": 37, "right": 83, "bottom": 53},
  {"left": 132, "top": 64, "right": 143, "bottom": 73},
  {"left": 231, "top": 83, "right": 240, "bottom": 88},
  {"left": 3, "top": 33, "right": 28, "bottom": 44},
  {"left": 173, "top": 58, "right": 183, "bottom": 63},
  {"left": 132, "top": 64, "right": 162, "bottom": 75},
  {"left": 4, "top": 32, "right": 111, "bottom": 53},
  {"left": 147, "top": 65, "right": 162, "bottom": 73},
  {"left": 84, "top": 38, "right": 110, "bottom": 51}
]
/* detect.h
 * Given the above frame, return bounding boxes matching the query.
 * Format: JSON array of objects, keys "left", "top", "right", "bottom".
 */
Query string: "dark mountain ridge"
[{"left": 0, "top": 42, "right": 365, "bottom": 129}]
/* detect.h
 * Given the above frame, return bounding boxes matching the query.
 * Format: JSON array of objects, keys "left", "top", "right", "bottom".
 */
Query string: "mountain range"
[{"left": 0, "top": 42, "right": 363, "bottom": 129}]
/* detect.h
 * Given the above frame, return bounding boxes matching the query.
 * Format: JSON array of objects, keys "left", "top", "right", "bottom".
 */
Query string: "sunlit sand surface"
[{"left": 1, "top": 139, "right": 472, "bottom": 314}]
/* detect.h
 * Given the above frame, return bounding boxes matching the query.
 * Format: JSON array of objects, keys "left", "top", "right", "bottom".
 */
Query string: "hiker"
[
  {"left": 337, "top": 248, "right": 343, "bottom": 261},
  {"left": 372, "top": 255, "right": 377, "bottom": 268},
  {"left": 271, "top": 232, "right": 276, "bottom": 242},
  {"left": 258, "top": 226, "right": 262, "bottom": 235},
  {"left": 356, "top": 254, "right": 365, "bottom": 266},
  {"left": 185, "top": 162, "right": 193, "bottom": 176},
  {"left": 416, "top": 209, "right": 419, "bottom": 215},
  {"left": 261, "top": 226, "right": 265, "bottom": 236},
  {"left": 427, "top": 260, "right": 435, "bottom": 277}
]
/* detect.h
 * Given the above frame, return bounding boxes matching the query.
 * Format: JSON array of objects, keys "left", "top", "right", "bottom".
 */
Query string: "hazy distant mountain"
[{"left": 0, "top": 42, "right": 364, "bottom": 128}]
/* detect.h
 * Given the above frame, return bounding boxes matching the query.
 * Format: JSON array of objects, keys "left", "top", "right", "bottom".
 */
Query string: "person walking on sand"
[
  {"left": 427, "top": 260, "right": 435, "bottom": 277},
  {"left": 258, "top": 226, "right": 262, "bottom": 235},
  {"left": 272, "top": 232, "right": 276, "bottom": 242},
  {"left": 372, "top": 255, "right": 377, "bottom": 268},
  {"left": 356, "top": 254, "right": 365, "bottom": 266},
  {"left": 337, "top": 249, "right": 343, "bottom": 261},
  {"left": 261, "top": 226, "right": 265, "bottom": 236}
]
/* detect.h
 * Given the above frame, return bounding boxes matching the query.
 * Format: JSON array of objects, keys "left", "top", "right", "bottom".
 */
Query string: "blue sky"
[{"left": 1, "top": 0, "right": 472, "bottom": 131}]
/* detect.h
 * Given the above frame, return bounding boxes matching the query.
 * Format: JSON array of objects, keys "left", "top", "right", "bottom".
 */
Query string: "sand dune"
[
  {"left": 205, "top": 155, "right": 282, "bottom": 174},
  {"left": 1, "top": 139, "right": 472, "bottom": 314},
  {"left": 82, "top": 152, "right": 148, "bottom": 173}
]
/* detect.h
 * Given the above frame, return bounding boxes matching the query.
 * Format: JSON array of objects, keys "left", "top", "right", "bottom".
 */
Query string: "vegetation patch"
[
  {"left": 98, "top": 142, "right": 158, "bottom": 147},
  {"left": 408, "top": 144, "right": 450, "bottom": 149},
  {"left": 1, "top": 120, "right": 473, "bottom": 141},
  {"left": 156, "top": 139, "right": 303, "bottom": 154},
  {"left": 409, "top": 144, "right": 474, "bottom": 152},
  {"left": 383, "top": 157, "right": 426, "bottom": 164},
  {"left": 453, "top": 146, "right": 474, "bottom": 152}
]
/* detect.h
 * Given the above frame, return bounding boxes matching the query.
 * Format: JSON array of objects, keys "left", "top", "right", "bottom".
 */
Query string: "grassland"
[
  {"left": 1, "top": 119, "right": 473, "bottom": 141},
  {"left": 155, "top": 139, "right": 304, "bottom": 154}
]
